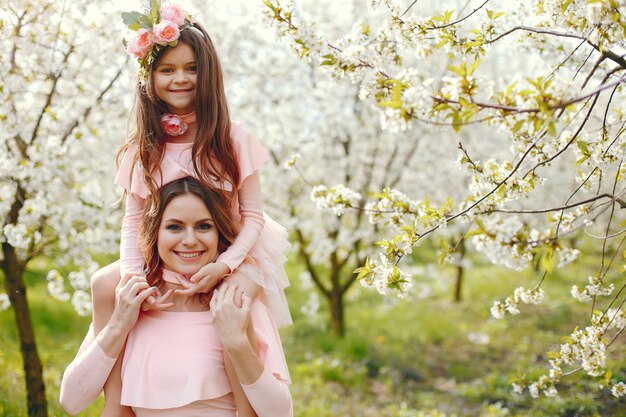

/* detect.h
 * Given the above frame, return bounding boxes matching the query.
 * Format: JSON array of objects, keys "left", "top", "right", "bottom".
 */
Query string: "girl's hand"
[
  {"left": 140, "top": 287, "right": 175, "bottom": 312},
  {"left": 176, "top": 261, "right": 230, "bottom": 296},
  {"left": 109, "top": 275, "right": 156, "bottom": 333},
  {"left": 210, "top": 283, "right": 252, "bottom": 349}
]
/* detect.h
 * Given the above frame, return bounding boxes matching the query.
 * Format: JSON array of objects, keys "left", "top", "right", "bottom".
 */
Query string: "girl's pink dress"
[{"left": 115, "top": 122, "right": 292, "bottom": 327}]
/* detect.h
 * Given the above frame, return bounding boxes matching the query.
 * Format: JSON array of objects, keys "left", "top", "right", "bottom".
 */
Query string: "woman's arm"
[
  {"left": 211, "top": 283, "right": 293, "bottom": 417},
  {"left": 59, "top": 272, "right": 155, "bottom": 415}
]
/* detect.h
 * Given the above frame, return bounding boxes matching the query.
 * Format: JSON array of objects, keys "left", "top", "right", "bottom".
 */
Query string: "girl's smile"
[{"left": 153, "top": 43, "right": 197, "bottom": 115}]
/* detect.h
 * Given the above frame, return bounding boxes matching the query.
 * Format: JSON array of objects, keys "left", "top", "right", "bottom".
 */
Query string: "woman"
[{"left": 60, "top": 177, "right": 291, "bottom": 416}]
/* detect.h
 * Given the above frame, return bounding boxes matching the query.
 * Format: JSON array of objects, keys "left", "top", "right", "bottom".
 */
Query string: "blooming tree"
[
  {"left": 1, "top": 0, "right": 129, "bottom": 414},
  {"left": 209, "top": 1, "right": 473, "bottom": 335},
  {"left": 263, "top": 0, "right": 626, "bottom": 398}
]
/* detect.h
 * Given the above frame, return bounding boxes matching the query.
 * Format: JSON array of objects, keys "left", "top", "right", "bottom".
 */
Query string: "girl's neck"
[
  {"left": 164, "top": 111, "right": 197, "bottom": 144},
  {"left": 178, "top": 111, "right": 196, "bottom": 125}
]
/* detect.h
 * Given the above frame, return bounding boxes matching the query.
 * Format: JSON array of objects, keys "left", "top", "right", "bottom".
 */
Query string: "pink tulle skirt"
[{"left": 239, "top": 213, "right": 292, "bottom": 327}]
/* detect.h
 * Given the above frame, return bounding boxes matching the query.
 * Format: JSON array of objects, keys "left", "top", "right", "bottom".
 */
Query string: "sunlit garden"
[{"left": 2, "top": 0, "right": 626, "bottom": 416}]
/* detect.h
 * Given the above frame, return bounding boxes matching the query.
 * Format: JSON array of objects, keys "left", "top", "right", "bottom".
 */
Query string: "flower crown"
[{"left": 122, "top": 0, "right": 194, "bottom": 80}]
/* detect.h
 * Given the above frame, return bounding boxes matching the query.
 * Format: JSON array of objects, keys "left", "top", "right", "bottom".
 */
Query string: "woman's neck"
[{"left": 158, "top": 268, "right": 209, "bottom": 312}]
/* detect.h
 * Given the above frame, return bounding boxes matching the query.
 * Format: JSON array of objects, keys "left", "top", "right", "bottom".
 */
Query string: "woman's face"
[
  {"left": 157, "top": 193, "right": 219, "bottom": 276},
  {"left": 153, "top": 42, "right": 198, "bottom": 115}
]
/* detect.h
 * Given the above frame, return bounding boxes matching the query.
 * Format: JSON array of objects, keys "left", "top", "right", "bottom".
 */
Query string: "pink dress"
[
  {"left": 60, "top": 301, "right": 292, "bottom": 416},
  {"left": 115, "top": 122, "right": 292, "bottom": 327},
  {"left": 121, "top": 301, "right": 292, "bottom": 416}
]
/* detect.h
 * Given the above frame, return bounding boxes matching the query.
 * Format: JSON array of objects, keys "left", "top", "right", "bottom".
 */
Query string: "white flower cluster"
[
  {"left": 300, "top": 291, "right": 320, "bottom": 319},
  {"left": 591, "top": 308, "right": 626, "bottom": 333},
  {"left": 0, "top": 293, "right": 10, "bottom": 311},
  {"left": 365, "top": 187, "right": 419, "bottom": 226},
  {"left": 359, "top": 253, "right": 413, "bottom": 297},
  {"left": 71, "top": 290, "right": 92, "bottom": 317},
  {"left": 263, "top": 0, "right": 328, "bottom": 61},
  {"left": 283, "top": 153, "right": 301, "bottom": 170},
  {"left": 46, "top": 270, "right": 70, "bottom": 302},
  {"left": 471, "top": 215, "right": 534, "bottom": 270},
  {"left": 490, "top": 286, "right": 545, "bottom": 319},
  {"left": 310, "top": 184, "right": 362, "bottom": 216},
  {"left": 557, "top": 325, "right": 606, "bottom": 377},
  {"left": 556, "top": 246, "right": 580, "bottom": 268},
  {"left": 571, "top": 275, "right": 614, "bottom": 302},
  {"left": 612, "top": 381, "right": 626, "bottom": 398},
  {"left": 378, "top": 69, "right": 429, "bottom": 133},
  {"left": 3, "top": 223, "right": 42, "bottom": 253},
  {"left": 467, "top": 160, "right": 544, "bottom": 210}
]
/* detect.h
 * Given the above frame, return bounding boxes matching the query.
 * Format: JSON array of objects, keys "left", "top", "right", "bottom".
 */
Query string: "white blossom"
[
  {"left": 46, "top": 270, "right": 70, "bottom": 302},
  {"left": 611, "top": 381, "right": 626, "bottom": 398},
  {"left": 71, "top": 290, "right": 92, "bottom": 317},
  {"left": 0, "top": 294, "right": 10, "bottom": 311}
]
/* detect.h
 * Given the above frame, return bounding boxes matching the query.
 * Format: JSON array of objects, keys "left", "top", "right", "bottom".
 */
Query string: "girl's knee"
[{"left": 90, "top": 261, "right": 121, "bottom": 294}]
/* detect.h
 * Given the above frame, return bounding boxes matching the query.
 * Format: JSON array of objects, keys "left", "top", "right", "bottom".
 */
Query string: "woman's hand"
[
  {"left": 210, "top": 282, "right": 252, "bottom": 349},
  {"left": 175, "top": 261, "right": 230, "bottom": 296},
  {"left": 109, "top": 275, "right": 157, "bottom": 333}
]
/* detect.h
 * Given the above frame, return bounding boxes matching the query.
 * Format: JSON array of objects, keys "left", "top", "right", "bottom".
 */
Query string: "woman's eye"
[
  {"left": 197, "top": 223, "right": 212, "bottom": 231},
  {"left": 188, "top": 66, "right": 197, "bottom": 72},
  {"left": 166, "top": 224, "right": 182, "bottom": 231}
]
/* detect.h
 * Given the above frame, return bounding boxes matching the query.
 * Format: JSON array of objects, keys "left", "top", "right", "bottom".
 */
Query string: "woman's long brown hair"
[
  {"left": 117, "top": 22, "right": 240, "bottom": 213},
  {"left": 139, "top": 177, "right": 238, "bottom": 288}
]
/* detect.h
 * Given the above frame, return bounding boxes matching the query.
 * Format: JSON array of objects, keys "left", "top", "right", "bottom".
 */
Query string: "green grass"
[{"left": 1, "top": 242, "right": 625, "bottom": 416}]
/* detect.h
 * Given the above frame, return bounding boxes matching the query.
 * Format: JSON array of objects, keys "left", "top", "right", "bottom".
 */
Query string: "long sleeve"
[
  {"left": 120, "top": 193, "right": 146, "bottom": 279},
  {"left": 241, "top": 368, "right": 293, "bottom": 417},
  {"left": 59, "top": 325, "right": 117, "bottom": 415},
  {"left": 216, "top": 171, "right": 265, "bottom": 272}
]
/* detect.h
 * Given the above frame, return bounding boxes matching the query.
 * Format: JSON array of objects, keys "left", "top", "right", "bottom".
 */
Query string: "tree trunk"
[
  {"left": 2, "top": 242, "right": 48, "bottom": 417},
  {"left": 453, "top": 239, "right": 465, "bottom": 302},
  {"left": 329, "top": 289, "right": 345, "bottom": 337}
]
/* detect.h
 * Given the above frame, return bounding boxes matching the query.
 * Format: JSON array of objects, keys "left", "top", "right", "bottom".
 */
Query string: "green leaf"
[
  {"left": 468, "top": 59, "right": 481, "bottom": 76},
  {"left": 122, "top": 11, "right": 142, "bottom": 27},
  {"left": 542, "top": 248, "right": 554, "bottom": 273},
  {"left": 511, "top": 119, "right": 525, "bottom": 133},
  {"left": 320, "top": 54, "right": 336, "bottom": 66},
  {"left": 448, "top": 64, "right": 466, "bottom": 77},
  {"left": 138, "top": 14, "right": 153, "bottom": 29},
  {"left": 577, "top": 140, "right": 590, "bottom": 156}
]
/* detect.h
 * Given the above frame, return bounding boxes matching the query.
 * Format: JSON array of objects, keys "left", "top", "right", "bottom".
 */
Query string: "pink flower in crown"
[
  {"left": 126, "top": 28, "right": 154, "bottom": 59},
  {"left": 161, "top": 114, "right": 188, "bottom": 136},
  {"left": 160, "top": 2, "right": 186, "bottom": 26},
  {"left": 153, "top": 20, "right": 180, "bottom": 45}
]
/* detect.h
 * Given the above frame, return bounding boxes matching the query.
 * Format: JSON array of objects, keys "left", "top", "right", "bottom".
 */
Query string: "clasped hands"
[
  {"left": 115, "top": 262, "right": 249, "bottom": 337},
  {"left": 122, "top": 261, "right": 231, "bottom": 312}
]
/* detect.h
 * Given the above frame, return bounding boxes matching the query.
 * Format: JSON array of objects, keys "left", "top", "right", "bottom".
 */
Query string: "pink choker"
[
  {"left": 161, "top": 111, "right": 196, "bottom": 136},
  {"left": 161, "top": 268, "right": 191, "bottom": 285}
]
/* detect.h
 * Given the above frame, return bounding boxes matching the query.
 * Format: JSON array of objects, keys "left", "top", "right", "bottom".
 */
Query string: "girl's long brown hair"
[
  {"left": 117, "top": 22, "right": 240, "bottom": 212},
  {"left": 139, "top": 177, "right": 237, "bottom": 287}
]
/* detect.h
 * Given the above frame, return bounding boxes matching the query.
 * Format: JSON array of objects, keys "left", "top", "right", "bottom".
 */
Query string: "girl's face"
[
  {"left": 153, "top": 42, "right": 198, "bottom": 115},
  {"left": 157, "top": 193, "right": 219, "bottom": 276}
]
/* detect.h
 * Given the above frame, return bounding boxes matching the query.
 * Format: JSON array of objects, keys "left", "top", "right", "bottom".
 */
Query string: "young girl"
[
  {"left": 61, "top": 177, "right": 292, "bottom": 416},
  {"left": 81, "top": 0, "right": 291, "bottom": 413}
]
